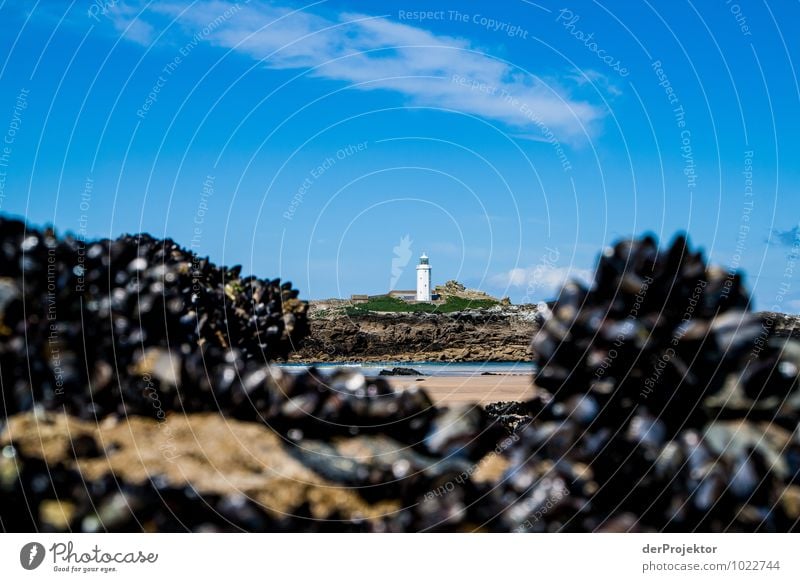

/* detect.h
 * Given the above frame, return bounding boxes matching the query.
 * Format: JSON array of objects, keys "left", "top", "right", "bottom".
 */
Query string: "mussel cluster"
[
  {"left": 490, "top": 234, "right": 800, "bottom": 531},
  {"left": 530, "top": 234, "right": 797, "bottom": 429},
  {"left": 0, "top": 216, "right": 308, "bottom": 419}
]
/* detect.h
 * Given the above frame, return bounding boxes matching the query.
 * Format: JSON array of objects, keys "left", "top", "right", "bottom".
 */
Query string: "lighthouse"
[{"left": 416, "top": 253, "right": 432, "bottom": 301}]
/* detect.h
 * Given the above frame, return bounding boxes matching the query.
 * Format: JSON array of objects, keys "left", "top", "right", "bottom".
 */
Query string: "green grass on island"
[{"left": 344, "top": 295, "right": 499, "bottom": 315}]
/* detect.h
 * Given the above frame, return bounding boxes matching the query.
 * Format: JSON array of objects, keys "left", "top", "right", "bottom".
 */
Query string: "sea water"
[{"left": 277, "top": 361, "right": 535, "bottom": 377}]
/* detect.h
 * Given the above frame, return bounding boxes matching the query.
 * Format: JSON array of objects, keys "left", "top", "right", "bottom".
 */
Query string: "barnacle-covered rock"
[
  {"left": 496, "top": 234, "right": 800, "bottom": 532},
  {"left": 0, "top": 216, "right": 308, "bottom": 419},
  {"left": 529, "top": 234, "right": 798, "bottom": 430}
]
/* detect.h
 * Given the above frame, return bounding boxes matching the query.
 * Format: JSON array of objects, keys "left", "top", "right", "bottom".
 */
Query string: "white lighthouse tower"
[{"left": 416, "top": 253, "right": 432, "bottom": 301}]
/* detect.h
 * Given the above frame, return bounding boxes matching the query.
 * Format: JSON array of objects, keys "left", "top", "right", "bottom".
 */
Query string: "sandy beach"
[{"left": 389, "top": 374, "right": 532, "bottom": 406}]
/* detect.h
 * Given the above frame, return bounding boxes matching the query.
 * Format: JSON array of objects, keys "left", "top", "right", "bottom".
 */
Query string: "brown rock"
[{"left": 291, "top": 308, "right": 538, "bottom": 363}]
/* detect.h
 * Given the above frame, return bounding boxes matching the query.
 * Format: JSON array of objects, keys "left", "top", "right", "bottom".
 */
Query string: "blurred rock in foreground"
[{"left": 1, "top": 219, "right": 799, "bottom": 531}]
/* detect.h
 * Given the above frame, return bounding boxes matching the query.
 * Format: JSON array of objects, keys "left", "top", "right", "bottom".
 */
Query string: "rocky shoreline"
[
  {"left": 290, "top": 305, "right": 538, "bottom": 362},
  {"left": 291, "top": 303, "right": 799, "bottom": 364}
]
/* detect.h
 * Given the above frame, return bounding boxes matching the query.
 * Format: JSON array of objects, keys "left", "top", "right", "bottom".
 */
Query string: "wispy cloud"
[
  {"left": 108, "top": 2, "right": 156, "bottom": 45},
  {"left": 119, "top": 0, "right": 606, "bottom": 141},
  {"left": 565, "top": 69, "right": 621, "bottom": 97},
  {"left": 490, "top": 264, "right": 592, "bottom": 299}
]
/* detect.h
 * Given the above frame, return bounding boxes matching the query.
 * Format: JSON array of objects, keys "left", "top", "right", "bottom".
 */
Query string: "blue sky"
[{"left": 1, "top": 1, "right": 799, "bottom": 310}]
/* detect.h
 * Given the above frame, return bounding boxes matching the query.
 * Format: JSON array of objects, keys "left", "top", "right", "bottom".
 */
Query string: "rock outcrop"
[{"left": 291, "top": 307, "right": 538, "bottom": 362}]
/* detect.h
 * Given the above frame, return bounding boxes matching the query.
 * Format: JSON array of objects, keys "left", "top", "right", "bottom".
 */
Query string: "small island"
[{"left": 293, "top": 256, "right": 534, "bottom": 363}]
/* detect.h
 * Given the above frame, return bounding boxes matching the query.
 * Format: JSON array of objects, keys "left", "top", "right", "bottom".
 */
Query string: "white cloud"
[
  {"left": 125, "top": 0, "right": 605, "bottom": 141},
  {"left": 109, "top": 3, "right": 156, "bottom": 45},
  {"left": 490, "top": 264, "right": 593, "bottom": 300}
]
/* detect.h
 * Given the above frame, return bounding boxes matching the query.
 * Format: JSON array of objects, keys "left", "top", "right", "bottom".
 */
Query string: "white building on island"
[{"left": 416, "top": 253, "right": 432, "bottom": 302}]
